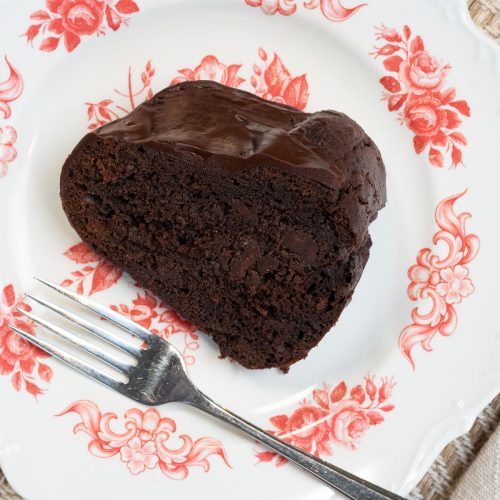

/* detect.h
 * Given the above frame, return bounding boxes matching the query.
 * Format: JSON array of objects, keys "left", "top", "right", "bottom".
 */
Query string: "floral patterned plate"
[{"left": 0, "top": 1, "right": 499, "bottom": 499}]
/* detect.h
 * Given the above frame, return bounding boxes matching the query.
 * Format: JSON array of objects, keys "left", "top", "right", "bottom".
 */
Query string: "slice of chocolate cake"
[{"left": 60, "top": 80, "right": 386, "bottom": 371}]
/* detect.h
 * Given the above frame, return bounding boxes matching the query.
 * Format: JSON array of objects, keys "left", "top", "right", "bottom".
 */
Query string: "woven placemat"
[
  {"left": 0, "top": 2, "right": 498, "bottom": 499},
  {"left": 411, "top": 394, "right": 500, "bottom": 499},
  {"left": 468, "top": 0, "right": 500, "bottom": 40}
]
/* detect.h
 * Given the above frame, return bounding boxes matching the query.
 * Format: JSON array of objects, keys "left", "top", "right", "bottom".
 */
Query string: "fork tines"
[{"left": 8, "top": 277, "right": 154, "bottom": 389}]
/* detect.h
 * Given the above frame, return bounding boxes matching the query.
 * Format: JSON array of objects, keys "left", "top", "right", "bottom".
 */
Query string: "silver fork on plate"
[{"left": 10, "top": 277, "right": 405, "bottom": 500}]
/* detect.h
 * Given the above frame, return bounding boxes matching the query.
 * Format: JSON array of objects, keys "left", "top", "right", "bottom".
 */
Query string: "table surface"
[{"left": 0, "top": 1, "right": 498, "bottom": 499}]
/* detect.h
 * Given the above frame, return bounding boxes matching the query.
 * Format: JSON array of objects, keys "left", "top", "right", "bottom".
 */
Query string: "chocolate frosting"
[{"left": 95, "top": 81, "right": 372, "bottom": 189}]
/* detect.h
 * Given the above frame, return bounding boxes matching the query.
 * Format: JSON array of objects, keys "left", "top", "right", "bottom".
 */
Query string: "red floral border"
[
  {"left": 24, "top": 0, "right": 140, "bottom": 53},
  {"left": 0, "top": 57, "right": 23, "bottom": 178},
  {"left": 371, "top": 24, "right": 470, "bottom": 168},
  {"left": 399, "top": 192, "right": 479, "bottom": 367},
  {"left": 255, "top": 375, "right": 395, "bottom": 466},
  {"left": 0, "top": 284, "right": 53, "bottom": 397},
  {"left": 57, "top": 400, "right": 230, "bottom": 478},
  {"left": 245, "top": 0, "right": 367, "bottom": 22}
]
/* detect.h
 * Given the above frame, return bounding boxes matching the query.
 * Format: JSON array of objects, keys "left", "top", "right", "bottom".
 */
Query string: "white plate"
[{"left": 0, "top": 1, "right": 499, "bottom": 498}]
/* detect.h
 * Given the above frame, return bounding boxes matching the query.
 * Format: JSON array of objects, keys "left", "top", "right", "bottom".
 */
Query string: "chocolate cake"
[{"left": 60, "top": 80, "right": 386, "bottom": 371}]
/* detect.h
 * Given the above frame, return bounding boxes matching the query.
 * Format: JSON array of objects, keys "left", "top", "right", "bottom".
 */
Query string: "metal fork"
[{"left": 9, "top": 277, "right": 404, "bottom": 500}]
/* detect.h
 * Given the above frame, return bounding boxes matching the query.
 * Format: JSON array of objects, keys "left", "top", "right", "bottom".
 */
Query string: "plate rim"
[{"left": 0, "top": 0, "right": 499, "bottom": 498}]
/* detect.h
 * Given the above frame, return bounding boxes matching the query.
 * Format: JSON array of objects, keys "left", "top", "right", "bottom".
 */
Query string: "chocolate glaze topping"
[{"left": 95, "top": 80, "right": 374, "bottom": 189}]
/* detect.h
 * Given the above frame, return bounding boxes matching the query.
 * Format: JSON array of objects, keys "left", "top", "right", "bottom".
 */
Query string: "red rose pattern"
[
  {"left": 251, "top": 48, "right": 309, "bottom": 110},
  {"left": 245, "top": 0, "right": 367, "bottom": 22},
  {"left": 399, "top": 192, "right": 479, "bottom": 368},
  {"left": 169, "top": 55, "right": 245, "bottom": 88},
  {"left": 255, "top": 375, "right": 395, "bottom": 466},
  {"left": 399, "top": 51, "right": 449, "bottom": 96},
  {"left": 0, "top": 57, "right": 23, "bottom": 178},
  {"left": 57, "top": 400, "right": 230, "bottom": 478},
  {"left": 169, "top": 50, "right": 309, "bottom": 110},
  {"left": 61, "top": 241, "right": 122, "bottom": 295},
  {"left": 110, "top": 289, "right": 199, "bottom": 365},
  {"left": 24, "top": 0, "right": 140, "bottom": 53},
  {"left": 371, "top": 24, "right": 470, "bottom": 168},
  {"left": 0, "top": 284, "right": 53, "bottom": 397}
]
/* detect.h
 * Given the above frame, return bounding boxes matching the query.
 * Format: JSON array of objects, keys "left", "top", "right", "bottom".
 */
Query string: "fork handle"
[{"left": 185, "top": 390, "right": 405, "bottom": 500}]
